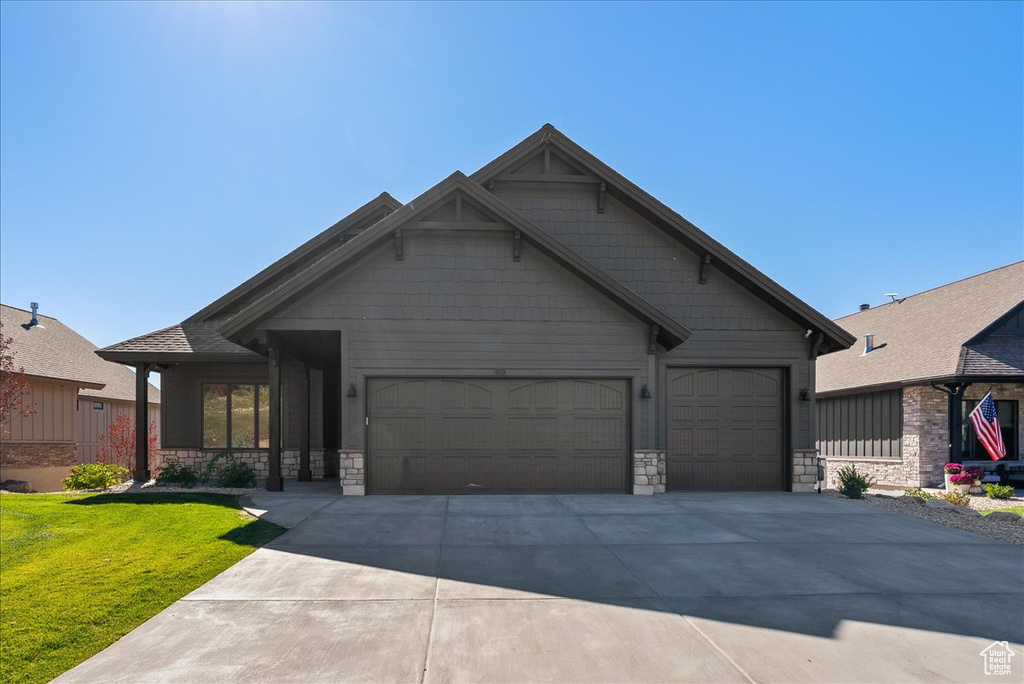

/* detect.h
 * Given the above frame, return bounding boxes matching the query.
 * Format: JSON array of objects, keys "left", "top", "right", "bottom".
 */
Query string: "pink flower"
[
  {"left": 949, "top": 473, "right": 975, "bottom": 485},
  {"left": 944, "top": 463, "right": 963, "bottom": 474}
]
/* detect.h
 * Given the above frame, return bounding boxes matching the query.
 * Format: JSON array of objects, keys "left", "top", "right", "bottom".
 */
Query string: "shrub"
[
  {"left": 985, "top": 483, "right": 1015, "bottom": 500},
  {"left": 949, "top": 473, "right": 975, "bottom": 485},
  {"left": 903, "top": 487, "right": 933, "bottom": 501},
  {"left": 97, "top": 414, "right": 160, "bottom": 471},
  {"left": 63, "top": 463, "right": 131, "bottom": 491},
  {"left": 835, "top": 465, "right": 874, "bottom": 499},
  {"left": 155, "top": 459, "right": 198, "bottom": 487},
  {"left": 942, "top": 490, "right": 971, "bottom": 507},
  {"left": 197, "top": 452, "right": 257, "bottom": 488},
  {"left": 215, "top": 459, "right": 257, "bottom": 488},
  {"left": 943, "top": 463, "right": 963, "bottom": 475}
]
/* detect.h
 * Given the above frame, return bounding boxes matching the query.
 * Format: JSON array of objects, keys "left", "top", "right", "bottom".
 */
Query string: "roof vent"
[
  {"left": 21, "top": 302, "right": 40, "bottom": 331},
  {"left": 859, "top": 303, "right": 870, "bottom": 311},
  {"left": 862, "top": 333, "right": 874, "bottom": 355}
]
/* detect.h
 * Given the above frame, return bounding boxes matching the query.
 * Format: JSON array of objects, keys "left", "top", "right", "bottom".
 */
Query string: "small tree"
[
  {"left": 97, "top": 413, "right": 160, "bottom": 471},
  {"left": 0, "top": 322, "right": 35, "bottom": 434}
]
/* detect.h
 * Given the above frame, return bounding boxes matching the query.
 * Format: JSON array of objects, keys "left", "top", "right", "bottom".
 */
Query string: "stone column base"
[
  {"left": 339, "top": 450, "right": 365, "bottom": 496},
  {"left": 792, "top": 449, "right": 820, "bottom": 492},
  {"left": 633, "top": 451, "right": 666, "bottom": 495}
]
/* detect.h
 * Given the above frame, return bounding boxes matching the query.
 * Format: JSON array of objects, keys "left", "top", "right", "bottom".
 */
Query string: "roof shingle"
[
  {"left": 1, "top": 304, "right": 160, "bottom": 403},
  {"left": 816, "top": 262, "right": 1024, "bottom": 395}
]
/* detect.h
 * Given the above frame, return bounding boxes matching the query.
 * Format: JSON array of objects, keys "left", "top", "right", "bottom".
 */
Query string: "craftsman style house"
[
  {"left": 99, "top": 125, "right": 854, "bottom": 494},
  {"left": 816, "top": 262, "right": 1024, "bottom": 488}
]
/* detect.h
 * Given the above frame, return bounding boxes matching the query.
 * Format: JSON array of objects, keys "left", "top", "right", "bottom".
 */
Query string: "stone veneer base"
[
  {"left": 632, "top": 451, "right": 666, "bottom": 495},
  {"left": 158, "top": 449, "right": 329, "bottom": 481},
  {"left": 339, "top": 450, "right": 365, "bottom": 495}
]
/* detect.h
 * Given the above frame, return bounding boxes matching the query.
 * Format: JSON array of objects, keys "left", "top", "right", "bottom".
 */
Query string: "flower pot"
[
  {"left": 944, "top": 474, "right": 953, "bottom": 490},
  {"left": 951, "top": 483, "right": 972, "bottom": 494}
]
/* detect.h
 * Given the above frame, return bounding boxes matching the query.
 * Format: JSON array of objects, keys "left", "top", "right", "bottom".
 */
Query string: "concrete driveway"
[{"left": 56, "top": 487, "right": 1023, "bottom": 683}]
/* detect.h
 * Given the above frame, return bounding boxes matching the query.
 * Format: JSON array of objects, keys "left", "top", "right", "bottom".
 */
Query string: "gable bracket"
[
  {"left": 648, "top": 325, "right": 660, "bottom": 354},
  {"left": 597, "top": 182, "right": 607, "bottom": 214},
  {"left": 808, "top": 332, "right": 824, "bottom": 360},
  {"left": 394, "top": 228, "right": 404, "bottom": 261},
  {"left": 513, "top": 229, "right": 522, "bottom": 262},
  {"left": 698, "top": 253, "right": 713, "bottom": 285}
]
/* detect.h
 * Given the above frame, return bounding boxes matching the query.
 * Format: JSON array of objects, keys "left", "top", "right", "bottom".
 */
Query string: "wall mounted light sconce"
[
  {"left": 640, "top": 384, "right": 652, "bottom": 400},
  {"left": 799, "top": 388, "right": 810, "bottom": 401},
  {"left": 346, "top": 382, "right": 358, "bottom": 398}
]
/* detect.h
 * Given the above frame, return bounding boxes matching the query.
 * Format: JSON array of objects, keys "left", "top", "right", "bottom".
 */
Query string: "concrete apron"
[{"left": 54, "top": 489, "right": 1024, "bottom": 684}]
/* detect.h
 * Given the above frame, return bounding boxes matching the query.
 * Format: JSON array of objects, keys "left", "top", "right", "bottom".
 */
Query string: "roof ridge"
[
  {"left": 835, "top": 261, "right": 1024, "bottom": 321},
  {"left": 469, "top": 124, "right": 855, "bottom": 354}
]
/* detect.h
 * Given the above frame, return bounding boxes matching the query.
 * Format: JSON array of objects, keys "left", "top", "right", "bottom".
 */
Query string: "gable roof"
[
  {"left": 217, "top": 173, "right": 692, "bottom": 351},
  {"left": 1, "top": 304, "right": 160, "bottom": 403},
  {"left": 815, "top": 262, "right": 1024, "bottom": 395},
  {"left": 99, "top": 194, "right": 402, "bottom": 364},
  {"left": 471, "top": 124, "right": 856, "bottom": 355},
  {"left": 188, "top": 192, "right": 402, "bottom": 323}
]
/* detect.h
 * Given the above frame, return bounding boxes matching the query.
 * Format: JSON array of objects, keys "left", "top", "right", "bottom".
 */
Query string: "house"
[
  {"left": 0, "top": 304, "right": 161, "bottom": 491},
  {"left": 815, "top": 262, "right": 1024, "bottom": 488},
  {"left": 97, "top": 125, "right": 854, "bottom": 494}
]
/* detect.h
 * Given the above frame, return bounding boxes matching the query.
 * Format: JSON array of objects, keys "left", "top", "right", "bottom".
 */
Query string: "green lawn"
[
  {"left": 0, "top": 493, "right": 283, "bottom": 684},
  {"left": 978, "top": 505, "right": 1024, "bottom": 517}
]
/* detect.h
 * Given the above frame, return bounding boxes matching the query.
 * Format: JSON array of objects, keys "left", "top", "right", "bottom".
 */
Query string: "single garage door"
[
  {"left": 367, "top": 377, "right": 629, "bottom": 494},
  {"left": 666, "top": 368, "right": 784, "bottom": 491}
]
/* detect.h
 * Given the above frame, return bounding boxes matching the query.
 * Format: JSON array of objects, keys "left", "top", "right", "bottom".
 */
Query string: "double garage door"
[{"left": 367, "top": 378, "right": 629, "bottom": 494}]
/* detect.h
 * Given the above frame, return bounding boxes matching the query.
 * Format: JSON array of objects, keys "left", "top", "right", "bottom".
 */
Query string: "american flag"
[{"left": 968, "top": 392, "right": 1006, "bottom": 461}]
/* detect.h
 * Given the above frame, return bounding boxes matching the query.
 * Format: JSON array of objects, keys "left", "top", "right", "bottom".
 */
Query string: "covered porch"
[{"left": 123, "top": 329, "right": 348, "bottom": 492}]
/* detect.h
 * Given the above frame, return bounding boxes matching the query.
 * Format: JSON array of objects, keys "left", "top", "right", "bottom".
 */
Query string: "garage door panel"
[
  {"left": 508, "top": 417, "right": 558, "bottom": 450},
  {"left": 441, "top": 417, "right": 492, "bottom": 450},
  {"left": 667, "top": 368, "right": 784, "bottom": 492},
  {"left": 368, "top": 378, "right": 628, "bottom": 494}
]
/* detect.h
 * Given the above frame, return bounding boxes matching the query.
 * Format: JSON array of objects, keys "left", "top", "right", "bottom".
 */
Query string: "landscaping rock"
[
  {"left": 898, "top": 495, "right": 925, "bottom": 504},
  {"left": 984, "top": 511, "right": 1022, "bottom": 523},
  {"left": 949, "top": 506, "right": 980, "bottom": 516},
  {"left": 0, "top": 480, "right": 31, "bottom": 493},
  {"left": 924, "top": 499, "right": 955, "bottom": 510}
]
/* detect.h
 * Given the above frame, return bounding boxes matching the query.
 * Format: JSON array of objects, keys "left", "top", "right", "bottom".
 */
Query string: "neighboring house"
[
  {"left": 0, "top": 304, "right": 160, "bottom": 491},
  {"left": 815, "top": 262, "right": 1024, "bottom": 488},
  {"left": 98, "top": 125, "right": 854, "bottom": 495}
]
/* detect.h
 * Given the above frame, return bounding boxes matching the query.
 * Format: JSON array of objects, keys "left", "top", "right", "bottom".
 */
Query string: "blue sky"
[{"left": 2, "top": 1, "right": 1021, "bottom": 352}]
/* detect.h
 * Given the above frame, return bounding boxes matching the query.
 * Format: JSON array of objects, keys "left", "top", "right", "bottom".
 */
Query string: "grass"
[
  {"left": 978, "top": 505, "right": 1024, "bottom": 517},
  {"left": 0, "top": 493, "right": 283, "bottom": 684}
]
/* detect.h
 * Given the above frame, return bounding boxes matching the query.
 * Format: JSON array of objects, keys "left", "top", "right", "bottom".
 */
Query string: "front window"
[
  {"left": 203, "top": 384, "right": 270, "bottom": 449},
  {"left": 962, "top": 399, "right": 1018, "bottom": 461}
]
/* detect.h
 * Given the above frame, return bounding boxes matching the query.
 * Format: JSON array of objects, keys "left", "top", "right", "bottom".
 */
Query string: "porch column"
[
  {"left": 133, "top": 363, "right": 151, "bottom": 483},
  {"left": 267, "top": 348, "right": 284, "bottom": 491},
  {"left": 946, "top": 382, "right": 968, "bottom": 462},
  {"left": 298, "top": 363, "right": 312, "bottom": 482}
]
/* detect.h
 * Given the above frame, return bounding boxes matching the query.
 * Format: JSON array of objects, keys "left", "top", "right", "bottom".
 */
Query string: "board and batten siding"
[
  {"left": 2, "top": 379, "right": 77, "bottom": 444},
  {"left": 74, "top": 399, "right": 161, "bottom": 464},
  {"left": 816, "top": 389, "right": 903, "bottom": 459}
]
